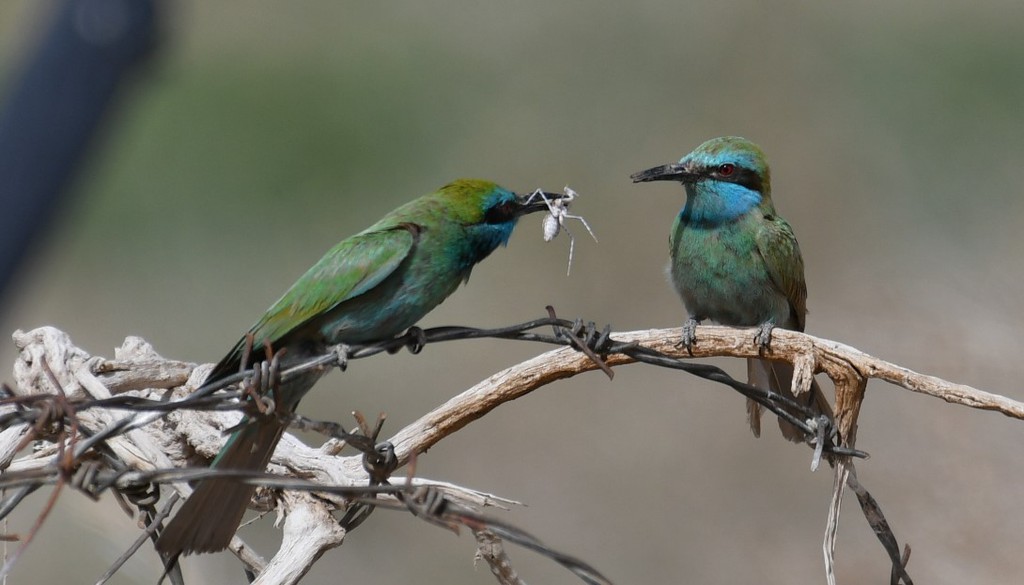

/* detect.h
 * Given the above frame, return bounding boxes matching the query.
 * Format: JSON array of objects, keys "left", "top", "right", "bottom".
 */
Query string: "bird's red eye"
[{"left": 718, "top": 163, "right": 736, "bottom": 176}]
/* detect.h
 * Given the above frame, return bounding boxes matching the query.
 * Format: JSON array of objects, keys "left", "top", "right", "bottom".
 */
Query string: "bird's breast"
[{"left": 669, "top": 219, "right": 789, "bottom": 326}]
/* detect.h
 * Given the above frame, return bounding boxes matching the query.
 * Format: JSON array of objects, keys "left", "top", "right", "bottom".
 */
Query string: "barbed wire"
[
  {"left": 0, "top": 309, "right": 914, "bottom": 584},
  {"left": 3, "top": 313, "right": 866, "bottom": 457}
]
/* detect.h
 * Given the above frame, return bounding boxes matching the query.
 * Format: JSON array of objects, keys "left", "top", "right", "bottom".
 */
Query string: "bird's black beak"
[
  {"left": 514, "top": 191, "right": 564, "bottom": 216},
  {"left": 630, "top": 163, "right": 698, "bottom": 184}
]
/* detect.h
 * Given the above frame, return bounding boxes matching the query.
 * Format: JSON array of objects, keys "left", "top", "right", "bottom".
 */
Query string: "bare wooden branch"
[
  {"left": 6, "top": 327, "right": 526, "bottom": 582},
  {"left": 474, "top": 529, "right": 526, "bottom": 585},
  {"left": 251, "top": 491, "right": 346, "bottom": 585},
  {"left": 6, "top": 323, "right": 1020, "bottom": 585},
  {"left": 390, "top": 325, "right": 1023, "bottom": 462}
]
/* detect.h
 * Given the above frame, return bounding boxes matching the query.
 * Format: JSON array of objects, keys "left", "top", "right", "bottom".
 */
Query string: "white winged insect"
[{"left": 525, "top": 186, "right": 598, "bottom": 275}]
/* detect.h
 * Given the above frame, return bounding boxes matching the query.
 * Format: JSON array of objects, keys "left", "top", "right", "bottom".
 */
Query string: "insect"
[{"left": 526, "top": 186, "right": 598, "bottom": 275}]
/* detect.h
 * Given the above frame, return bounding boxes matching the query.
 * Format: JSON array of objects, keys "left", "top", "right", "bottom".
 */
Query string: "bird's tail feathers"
[
  {"left": 746, "top": 358, "right": 832, "bottom": 443},
  {"left": 156, "top": 417, "right": 287, "bottom": 556}
]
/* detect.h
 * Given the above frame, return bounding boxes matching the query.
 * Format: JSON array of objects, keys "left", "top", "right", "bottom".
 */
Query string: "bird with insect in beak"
[
  {"left": 156, "top": 179, "right": 568, "bottom": 559},
  {"left": 631, "top": 136, "right": 833, "bottom": 442}
]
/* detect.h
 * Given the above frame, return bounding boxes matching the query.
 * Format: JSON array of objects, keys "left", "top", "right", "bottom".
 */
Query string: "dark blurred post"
[{"left": 0, "top": 0, "right": 159, "bottom": 304}]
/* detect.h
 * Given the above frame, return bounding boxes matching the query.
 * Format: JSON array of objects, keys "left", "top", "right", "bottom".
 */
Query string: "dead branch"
[
  {"left": 390, "top": 324, "right": 1021, "bottom": 458},
  {"left": 3, "top": 322, "right": 1020, "bottom": 584}
]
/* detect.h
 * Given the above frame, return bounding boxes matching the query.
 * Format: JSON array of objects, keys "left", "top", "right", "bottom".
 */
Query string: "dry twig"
[{"left": 2, "top": 320, "right": 1019, "bottom": 584}]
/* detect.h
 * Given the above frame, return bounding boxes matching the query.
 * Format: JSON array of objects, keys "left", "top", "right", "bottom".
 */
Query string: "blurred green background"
[{"left": 2, "top": 1, "right": 1023, "bottom": 583}]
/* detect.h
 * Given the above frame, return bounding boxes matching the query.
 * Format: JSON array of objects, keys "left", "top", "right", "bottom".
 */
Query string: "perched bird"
[
  {"left": 631, "top": 136, "right": 832, "bottom": 442},
  {"left": 157, "top": 179, "right": 562, "bottom": 557}
]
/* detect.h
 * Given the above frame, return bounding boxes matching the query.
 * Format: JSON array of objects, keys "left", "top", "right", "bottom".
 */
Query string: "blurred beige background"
[{"left": 2, "top": 1, "right": 1023, "bottom": 583}]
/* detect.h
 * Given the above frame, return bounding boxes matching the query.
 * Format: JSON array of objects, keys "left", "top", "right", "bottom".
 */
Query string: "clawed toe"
[
  {"left": 677, "top": 318, "right": 699, "bottom": 355},
  {"left": 754, "top": 322, "right": 775, "bottom": 354}
]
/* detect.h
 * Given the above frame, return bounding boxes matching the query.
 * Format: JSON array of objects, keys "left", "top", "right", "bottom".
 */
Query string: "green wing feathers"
[
  {"left": 208, "top": 227, "right": 415, "bottom": 381},
  {"left": 754, "top": 216, "right": 808, "bottom": 330},
  {"left": 252, "top": 227, "right": 415, "bottom": 342}
]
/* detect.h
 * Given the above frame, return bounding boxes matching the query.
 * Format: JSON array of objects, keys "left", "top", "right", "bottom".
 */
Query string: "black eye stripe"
[
  {"left": 732, "top": 168, "right": 763, "bottom": 192},
  {"left": 484, "top": 201, "right": 516, "bottom": 224},
  {"left": 707, "top": 164, "right": 763, "bottom": 193}
]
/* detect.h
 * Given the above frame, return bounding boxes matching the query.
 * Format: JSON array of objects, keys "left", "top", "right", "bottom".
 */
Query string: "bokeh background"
[{"left": 2, "top": 1, "right": 1023, "bottom": 583}]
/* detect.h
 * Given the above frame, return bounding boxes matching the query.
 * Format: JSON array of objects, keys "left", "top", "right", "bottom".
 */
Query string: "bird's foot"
[
  {"left": 404, "top": 326, "right": 427, "bottom": 354},
  {"left": 388, "top": 326, "right": 427, "bottom": 355},
  {"left": 330, "top": 343, "right": 350, "bottom": 372},
  {"left": 754, "top": 322, "right": 775, "bottom": 356},
  {"left": 677, "top": 318, "right": 699, "bottom": 355}
]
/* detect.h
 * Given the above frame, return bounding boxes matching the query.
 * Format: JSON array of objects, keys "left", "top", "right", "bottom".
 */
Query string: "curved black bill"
[
  {"left": 630, "top": 163, "right": 697, "bottom": 183},
  {"left": 514, "top": 191, "right": 564, "bottom": 215}
]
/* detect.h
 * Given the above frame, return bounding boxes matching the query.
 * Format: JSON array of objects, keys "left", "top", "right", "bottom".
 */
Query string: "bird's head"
[
  {"left": 631, "top": 136, "right": 772, "bottom": 224},
  {"left": 435, "top": 178, "right": 564, "bottom": 254},
  {"left": 438, "top": 179, "right": 561, "bottom": 224}
]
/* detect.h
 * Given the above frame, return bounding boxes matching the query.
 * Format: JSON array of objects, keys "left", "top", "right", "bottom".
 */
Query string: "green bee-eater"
[
  {"left": 157, "top": 179, "right": 561, "bottom": 556},
  {"left": 632, "top": 137, "right": 832, "bottom": 441}
]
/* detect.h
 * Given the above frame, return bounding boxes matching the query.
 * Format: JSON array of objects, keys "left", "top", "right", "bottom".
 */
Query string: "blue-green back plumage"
[{"left": 207, "top": 179, "right": 523, "bottom": 382}]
